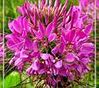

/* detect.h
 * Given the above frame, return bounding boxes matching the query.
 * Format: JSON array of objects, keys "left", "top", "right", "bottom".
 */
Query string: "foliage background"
[{"left": 0, "top": 0, "right": 98, "bottom": 88}]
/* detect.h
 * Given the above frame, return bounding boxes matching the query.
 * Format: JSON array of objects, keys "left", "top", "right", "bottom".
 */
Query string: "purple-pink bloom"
[
  {"left": 6, "top": 0, "right": 95, "bottom": 87},
  {"left": 0, "top": 34, "right": 4, "bottom": 64}
]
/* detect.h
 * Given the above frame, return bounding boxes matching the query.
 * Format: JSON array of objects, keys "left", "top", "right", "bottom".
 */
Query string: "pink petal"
[
  {"left": 48, "top": 33, "right": 56, "bottom": 42},
  {"left": 51, "top": 45, "right": 59, "bottom": 55},
  {"left": 17, "top": 6, "right": 26, "bottom": 15},
  {"left": 79, "top": 0, "right": 88, "bottom": 8},
  {"left": 13, "top": 20, "right": 21, "bottom": 33},
  {"left": 69, "top": 30, "right": 76, "bottom": 42},
  {"left": 54, "top": 0, "right": 60, "bottom": 7},
  {"left": 22, "top": 17, "right": 29, "bottom": 31},
  {"left": 80, "top": 43, "right": 94, "bottom": 52},
  {"left": 32, "top": 60, "right": 40, "bottom": 71},
  {"left": 33, "top": 30, "right": 43, "bottom": 39},
  {"left": 5, "top": 34, "right": 23, "bottom": 51},
  {"left": 96, "top": 0, "right": 99, "bottom": 7},
  {"left": 77, "top": 65, "right": 82, "bottom": 73},
  {"left": 46, "top": 22, "right": 54, "bottom": 37},
  {"left": 59, "top": 43, "right": 65, "bottom": 53},
  {"left": 22, "top": 31, "right": 27, "bottom": 37},
  {"left": 41, "top": 0, "right": 46, "bottom": 5},
  {"left": 65, "top": 30, "right": 75, "bottom": 42},
  {"left": 65, "top": 53, "right": 75, "bottom": 62},
  {"left": 32, "top": 40, "right": 38, "bottom": 52},
  {"left": 55, "top": 60, "right": 62, "bottom": 69},
  {"left": 14, "top": 58, "right": 23, "bottom": 66},
  {"left": 84, "top": 24, "right": 93, "bottom": 35},
  {"left": 72, "top": 10, "right": 79, "bottom": 24},
  {"left": 81, "top": 58, "right": 91, "bottom": 64},
  {"left": 41, "top": 53, "right": 50, "bottom": 60},
  {"left": 20, "top": 49, "right": 28, "bottom": 59},
  {"left": 38, "top": 22, "right": 45, "bottom": 37},
  {"left": 61, "top": 30, "right": 66, "bottom": 43},
  {"left": 26, "top": 67, "right": 33, "bottom": 75},
  {"left": 8, "top": 22, "right": 16, "bottom": 33},
  {"left": 75, "top": 30, "right": 86, "bottom": 42}
]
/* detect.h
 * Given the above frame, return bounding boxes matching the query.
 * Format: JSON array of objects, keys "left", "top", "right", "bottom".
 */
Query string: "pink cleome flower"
[
  {"left": 0, "top": 34, "right": 4, "bottom": 64},
  {"left": 6, "top": 0, "right": 94, "bottom": 87}
]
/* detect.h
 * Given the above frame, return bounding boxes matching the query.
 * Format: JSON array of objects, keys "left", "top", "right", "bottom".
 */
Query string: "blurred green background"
[{"left": 0, "top": 0, "right": 98, "bottom": 88}]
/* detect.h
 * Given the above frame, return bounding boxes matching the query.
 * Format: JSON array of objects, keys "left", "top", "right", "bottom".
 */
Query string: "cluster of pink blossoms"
[
  {"left": 6, "top": 0, "right": 94, "bottom": 87},
  {"left": 0, "top": 34, "right": 4, "bottom": 64}
]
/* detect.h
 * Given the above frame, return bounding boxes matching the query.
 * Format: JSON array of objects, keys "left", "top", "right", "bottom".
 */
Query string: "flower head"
[{"left": 6, "top": 0, "right": 94, "bottom": 87}]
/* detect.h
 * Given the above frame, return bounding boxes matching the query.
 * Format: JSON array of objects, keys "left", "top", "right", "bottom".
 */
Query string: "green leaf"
[
  {"left": 0, "top": 77, "right": 3, "bottom": 88},
  {"left": 73, "top": 0, "right": 79, "bottom": 6},
  {"left": 4, "top": 71, "right": 20, "bottom": 88}
]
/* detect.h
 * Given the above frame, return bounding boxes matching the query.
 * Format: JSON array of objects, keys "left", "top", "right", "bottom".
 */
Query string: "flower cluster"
[
  {"left": 79, "top": 0, "right": 99, "bottom": 20},
  {"left": 0, "top": 34, "right": 4, "bottom": 64},
  {"left": 6, "top": 0, "right": 94, "bottom": 87}
]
